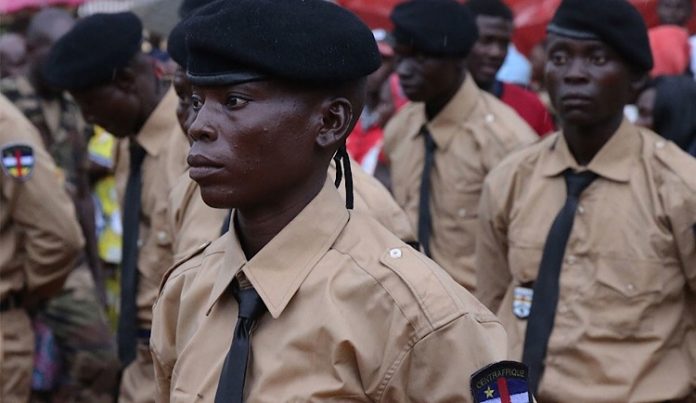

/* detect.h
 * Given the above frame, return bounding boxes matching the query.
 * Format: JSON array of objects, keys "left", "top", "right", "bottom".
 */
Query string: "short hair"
[{"left": 467, "top": 0, "right": 513, "bottom": 21}]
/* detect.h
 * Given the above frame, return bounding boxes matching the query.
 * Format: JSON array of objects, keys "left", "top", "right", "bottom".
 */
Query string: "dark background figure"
[
  {"left": 636, "top": 75, "right": 696, "bottom": 156},
  {"left": 0, "top": 33, "right": 27, "bottom": 79},
  {"left": 466, "top": 0, "right": 555, "bottom": 136}
]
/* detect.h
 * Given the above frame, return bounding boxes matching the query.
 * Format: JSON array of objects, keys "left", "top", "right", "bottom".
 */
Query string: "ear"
[
  {"left": 113, "top": 65, "right": 137, "bottom": 92},
  {"left": 315, "top": 97, "right": 353, "bottom": 149},
  {"left": 628, "top": 71, "right": 649, "bottom": 102}
]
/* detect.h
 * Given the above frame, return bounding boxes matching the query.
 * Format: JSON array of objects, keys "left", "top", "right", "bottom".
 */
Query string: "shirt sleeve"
[
  {"left": 2, "top": 121, "right": 84, "bottom": 297},
  {"left": 379, "top": 313, "right": 508, "bottom": 402},
  {"left": 475, "top": 177, "right": 512, "bottom": 313}
]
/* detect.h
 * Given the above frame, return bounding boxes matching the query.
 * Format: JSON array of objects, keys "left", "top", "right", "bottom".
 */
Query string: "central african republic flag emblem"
[{"left": 1, "top": 144, "right": 35, "bottom": 181}]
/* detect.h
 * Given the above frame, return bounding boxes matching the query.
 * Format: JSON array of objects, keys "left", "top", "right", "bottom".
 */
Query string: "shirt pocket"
[{"left": 584, "top": 259, "right": 663, "bottom": 338}]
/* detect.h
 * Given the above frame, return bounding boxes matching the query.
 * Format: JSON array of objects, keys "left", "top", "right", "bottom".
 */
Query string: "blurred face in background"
[
  {"left": 467, "top": 15, "right": 513, "bottom": 89},
  {"left": 657, "top": 0, "right": 693, "bottom": 26}
]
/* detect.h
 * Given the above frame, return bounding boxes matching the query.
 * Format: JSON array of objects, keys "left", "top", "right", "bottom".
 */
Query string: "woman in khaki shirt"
[{"left": 150, "top": 0, "right": 512, "bottom": 402}]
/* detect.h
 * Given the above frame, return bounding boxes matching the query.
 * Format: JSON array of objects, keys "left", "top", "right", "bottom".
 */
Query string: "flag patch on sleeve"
[
  {"left": 1, "top": 144, "right": 35, "bottom": 181},
  {"left": 471, "top": 361, "right": 532, "bottom": 403}
]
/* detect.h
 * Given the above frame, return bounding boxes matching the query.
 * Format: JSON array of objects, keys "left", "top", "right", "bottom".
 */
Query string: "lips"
[{"left": 187, "top": 153, "right": 224, "bottom": 181}]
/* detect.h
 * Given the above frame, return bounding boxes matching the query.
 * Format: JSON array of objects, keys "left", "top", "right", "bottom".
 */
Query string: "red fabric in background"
[
  {"left": 648, "top": 25, "right": 691, "bottom": 77},
  {"left": 500, "top": 82, "right": 555, "bottom": 136}
]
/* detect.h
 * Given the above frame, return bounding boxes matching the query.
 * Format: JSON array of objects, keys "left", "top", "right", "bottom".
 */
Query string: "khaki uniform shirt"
[
  {"left": 384, "top": 74, "right": 536, "bottom": 291},
  {"left": 476, "top": 120, "right": 696, "bottom": 402},
  {"left": 0, "top": 94, "right": 84, "bottom": 300},
  {"left": 330, "top": 158, "right": 415, "bottom": 243},
  {"left": 151, "top": 179, "right": 508, "bottom": 402},
  {"left": 113, "top": 88, "right": 189, "bottom": 328},
  {"left": 168, "top": 171, "right": 228, "bottom": 261}
]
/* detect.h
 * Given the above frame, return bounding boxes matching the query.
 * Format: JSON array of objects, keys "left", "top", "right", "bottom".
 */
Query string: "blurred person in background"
[
  {"left": 0, "top": 33, "right": 27, "bottom": 79},
  {"left": 384, "top": 0, "right": 536, "bottom": 292},
  {"left": 466, "top": 0, "right": 555, "bottom": 136},
  {"left": 636, "top": 75, "right": 696, "bottom": 156},
  {"left": 654, "top": 0, "right": 696, "bottom": 77},
  {"left": 0, "top": 7, "right": 119, "bottom": 402}
]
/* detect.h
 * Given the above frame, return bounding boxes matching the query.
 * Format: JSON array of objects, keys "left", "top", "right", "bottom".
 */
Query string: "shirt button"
[
  {"left": 656, "top": 141, "right": 665, "bottom": 149},
  {"left": 458, "top": 208, "right": 467, "bottom": 217},
  {"left": 157, "top": 231, "right": 168, "bottom": 243},
  {"left": 389, "top": 248, "right": 402, "bottom": 259},
  {"left": 485, "top": 114, "right": 495, "bottom": 123},
  {"left": 565, "top": 255, "right": 576, "bottom": 264},
  {"left": 577, "top": 205, "right": 585, "bottom": 214},
  {"left": 137, "top": 239, "right": 143, "bottom": 248},
  {"left": 626, "top": 283, "right": 636, "bottom": 292}
]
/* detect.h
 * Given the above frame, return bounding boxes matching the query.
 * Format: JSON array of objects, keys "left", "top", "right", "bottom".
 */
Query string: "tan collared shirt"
[
  {"left": 476, "top": 120, "right": 696, "bottom": 402},
  {"left": 330, "top": 158, "right": 415, "bottom": 243},
  {"left": 151, "top": 179, "right": 508, "bottom": 402},
  {"left": 0, "top": 94, "right": 84, "bottom": 300},
  {"left": 114, "top": 88, "right": 190, "bottom": 327},
  {"left": 168, "top": 171, "right": 228, "bottom": 261},
  {"left": 384, "top": 74, "right": 536, "bottom": 291}
]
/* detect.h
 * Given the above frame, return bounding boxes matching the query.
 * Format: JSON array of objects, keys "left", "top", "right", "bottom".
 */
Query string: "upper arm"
[{"left": 379, "top": 314, "right": 508, "bottom": 403}]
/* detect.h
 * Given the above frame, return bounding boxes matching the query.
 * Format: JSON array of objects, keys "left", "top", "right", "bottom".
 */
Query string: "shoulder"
[
  {"left": 0, "top": 95, "right": 44, "bottom": 146},
  {"left": 485, "top": 131, "right": 556, "bottom": 189},
  {"left": 158, "top": 234, "right": 226, "bottom": 296},
  {"left": 333, "top": 213, "right": 499, "bottom": 338},
  {"left": 639, "top": 129, "right": 696, "bottom": 194},
  {"left": 470, "top": 90, "right": 538, "bottom": 147}
]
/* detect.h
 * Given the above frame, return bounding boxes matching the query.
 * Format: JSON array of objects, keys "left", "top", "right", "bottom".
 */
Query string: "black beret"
[
  {"left": 547, "top": 0, "right": 653, "bottom": 72},
  {"left": 43, "top": 12, "right": 142, "bottom": 91},
  {"left": 390, "top": 0, "right": 478, "bottom": 57},
  {"left": 167, "top": 19, "right": 186, "bottom": 67},
  {"left": 179, "top": 0, "right": 381, "bottom": 86}
]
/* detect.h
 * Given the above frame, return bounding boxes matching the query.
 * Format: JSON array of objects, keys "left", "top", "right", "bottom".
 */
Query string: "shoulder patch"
[
  {"left": 1, "top": 143, "right": 34, "bottom": 181},
  {"left": 471, "top": 361, "right": 532, "bottom": 403}
]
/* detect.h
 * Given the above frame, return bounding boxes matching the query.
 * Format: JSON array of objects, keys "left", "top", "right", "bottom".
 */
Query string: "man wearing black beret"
[
  {"left": 383, "top": 0, "right": 536, "bottom": 293},
  {"left": 44, "top": 11, "right": 190, "bottom": 403},
  {"left": 476, "top": 0, "right": 696, "bottom": 400},
  {"left": 150, "top": 0, "right": 511, "bottom": 401}
]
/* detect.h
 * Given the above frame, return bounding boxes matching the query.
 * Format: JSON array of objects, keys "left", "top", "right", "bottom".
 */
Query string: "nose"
[
  {"left": 563, "top": 57, "right": 589, "bottom": 84},
  {"left": 187, "top": 105, "right": 217, "bottom": 143},
  {"left": 395, "top": 57, "right": 415, "bottom": 79}
]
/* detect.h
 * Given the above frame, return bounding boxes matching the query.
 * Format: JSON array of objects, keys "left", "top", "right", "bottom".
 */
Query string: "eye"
[
  {"left": 550, "top": 52, "right": 567, "bottom": 66},
  {"left": 225, "top": 96, "right": 249, "bottom": 109},
  {"left": 191, "top": 95, "right": 203, "bottom": 112},
  {"left": 590, "top": 53, "right": 607, "bottom": 65}
]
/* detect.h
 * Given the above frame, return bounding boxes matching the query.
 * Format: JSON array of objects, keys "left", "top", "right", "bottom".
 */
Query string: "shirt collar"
[
  {"left": 408, "top": 73, "right": 479, "bottom": 151},
  {"left": 205, "top": 178, "right": 350, "bottom": 319},
  {"left": 134, "top": 86, "right": 178, "bottom": 157},
  {"left": 540, "top": 118, "right": 640, "bottom": 182}
]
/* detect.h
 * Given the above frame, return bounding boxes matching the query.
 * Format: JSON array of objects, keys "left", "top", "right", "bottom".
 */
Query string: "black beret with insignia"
[
  {"left": 179, "top": 0, "right": 381, "bottom": 86},
  {"left": 390, "top": 0, "right": 478, "bottom": 57},
  {"left": 44, "top": 12, "right": 143, "bottom": 91},
  {"left": 547, "top": 0, "right": 653, "bottom": 72}
]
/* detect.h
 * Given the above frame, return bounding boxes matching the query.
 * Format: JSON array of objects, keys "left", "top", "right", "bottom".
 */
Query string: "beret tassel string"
[{"left": 332, "top": 145, "right": 354, "bottom": 210}]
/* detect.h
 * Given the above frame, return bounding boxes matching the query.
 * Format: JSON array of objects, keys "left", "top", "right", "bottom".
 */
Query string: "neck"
[
  {"left": 133, "top": 74, "right": 168, "bottom": 135},
  {"left": 425, "top": 73, "right": 465, "bottom": 120},
  {"left": 563, "top": 113, "right": 623, "bottom": 166},
  {"left": 234, "top": 171, "right": 326, "bottom": 259}
]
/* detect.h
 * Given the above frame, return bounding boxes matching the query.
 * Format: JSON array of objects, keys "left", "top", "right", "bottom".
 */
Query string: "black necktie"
[
  {"left": 117, "top": 141, "right": 146, "bottom": 366},
  {"left": 215, "top": 281, "right": 267, "bottom": 403},
  {"left": 522, "top": 170, "right": 597, "bottom": 394},
  {"left": 418, "top": 125, "right": 436, "bottom": 257}
]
